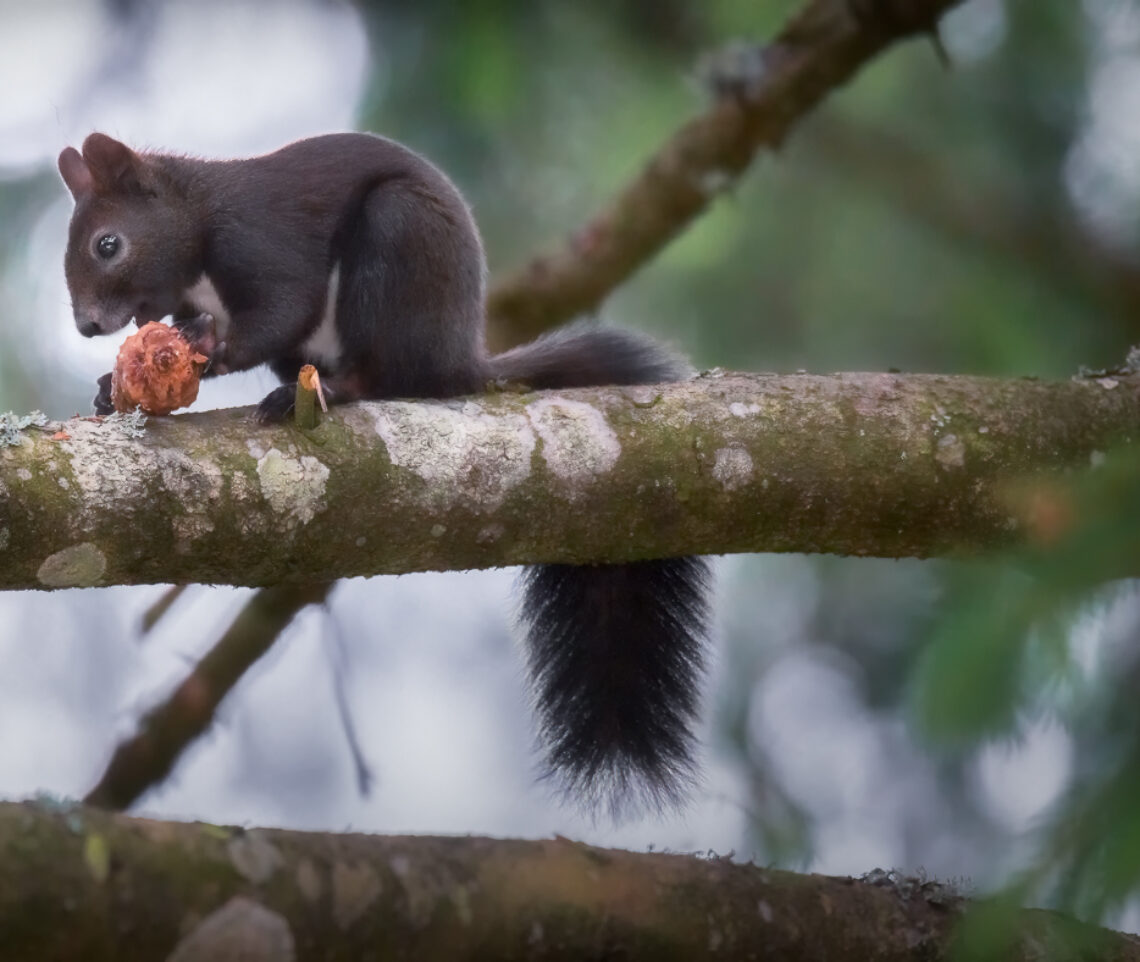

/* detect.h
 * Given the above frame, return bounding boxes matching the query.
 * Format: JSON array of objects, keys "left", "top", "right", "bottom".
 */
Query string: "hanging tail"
[{"left": 492, "top": 323, "right": 711, "bottom": 816}]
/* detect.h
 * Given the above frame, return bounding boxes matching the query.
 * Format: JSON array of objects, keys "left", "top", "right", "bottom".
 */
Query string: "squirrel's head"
[{"left": 58, "top": 133, "right": 201, "bottom": 337}]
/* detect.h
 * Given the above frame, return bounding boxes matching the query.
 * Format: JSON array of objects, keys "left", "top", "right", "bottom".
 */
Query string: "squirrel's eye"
[{"left": 95, "top": 234, "right": 120, "bottom": 259}]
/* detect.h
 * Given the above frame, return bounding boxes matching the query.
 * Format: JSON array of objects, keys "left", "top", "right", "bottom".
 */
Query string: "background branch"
[
  {"left": 4, "top": 801, "right": 1138, "bottom": 961},
  {"left": 485, "top": 0, "right": 966, "bottom": 347},
  {"left": 85, "top": 582, "right": 333, "bottom": 811}
]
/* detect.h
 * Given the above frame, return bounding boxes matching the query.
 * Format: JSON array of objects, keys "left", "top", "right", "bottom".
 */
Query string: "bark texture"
[
  {"left": 1, "top": 371, "right": 1137, "bottom": 591},
  {"left": 0, "top": 801, "right": 1135, "bottom": 961}
]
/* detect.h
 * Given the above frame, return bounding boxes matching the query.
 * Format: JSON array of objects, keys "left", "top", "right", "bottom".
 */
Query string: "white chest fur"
[
  {"left": 301, "top": 264, "right": 343, "bottom": 368},
  {"left": 182, "top": 274, "right": 232, "bottom": 340}
]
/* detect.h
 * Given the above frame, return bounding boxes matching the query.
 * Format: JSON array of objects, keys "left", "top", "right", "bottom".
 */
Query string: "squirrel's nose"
[{"left": 78, "top": 320, "right": 100, "bottom": 338}]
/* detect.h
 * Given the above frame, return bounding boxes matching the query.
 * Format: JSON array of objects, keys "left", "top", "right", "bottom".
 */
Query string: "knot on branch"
[{"left": 696, "top": 42, "right": 778, "bottom": 104}]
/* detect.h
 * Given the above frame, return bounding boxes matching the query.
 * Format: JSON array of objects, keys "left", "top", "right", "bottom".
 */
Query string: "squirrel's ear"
[
  {"left": 80, "top": 133, "right": 146, "bottom": 195},
  {"left": 58, "top": 147, "right": 94, "bottom": 199}
]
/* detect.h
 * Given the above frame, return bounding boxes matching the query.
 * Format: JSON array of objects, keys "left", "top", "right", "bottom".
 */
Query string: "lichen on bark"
[{"left": 0, "top": 372, "right": 1137, "bottom": 591}]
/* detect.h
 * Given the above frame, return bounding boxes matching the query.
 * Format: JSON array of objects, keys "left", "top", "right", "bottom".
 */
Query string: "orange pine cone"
[{"left": 111, "top": 322, "right": 209, "bottom": 416}]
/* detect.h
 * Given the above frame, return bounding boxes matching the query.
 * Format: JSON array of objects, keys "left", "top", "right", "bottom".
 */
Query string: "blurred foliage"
[
  {"left": 5, "top": 0, "right": 1140, "bottom": 933},
  {"left": 914, "top": 443, "right": 1140, "bottom": 923}
]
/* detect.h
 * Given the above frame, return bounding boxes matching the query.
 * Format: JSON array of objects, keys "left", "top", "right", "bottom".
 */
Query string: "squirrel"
[{"left": 58, "top": 131, "right": 711, "bottom": 815}]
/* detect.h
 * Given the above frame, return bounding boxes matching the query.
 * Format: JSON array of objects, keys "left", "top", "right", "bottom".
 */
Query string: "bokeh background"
[{"left": 3, "top": 0, "right": 1140, "bottom": 931}]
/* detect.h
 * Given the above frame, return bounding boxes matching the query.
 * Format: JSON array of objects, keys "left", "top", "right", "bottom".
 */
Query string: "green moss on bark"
[{"left": 0, "top": 372, "right": 1137, "bottom": 591}]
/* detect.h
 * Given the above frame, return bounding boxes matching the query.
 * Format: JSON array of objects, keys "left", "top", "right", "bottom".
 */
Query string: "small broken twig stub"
[{"left": 294, "top": 365, "right": 325, "bottom": 429}]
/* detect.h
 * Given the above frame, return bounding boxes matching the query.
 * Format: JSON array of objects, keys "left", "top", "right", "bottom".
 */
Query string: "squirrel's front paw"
[
  {"left": 93, "top": 372, "right": 114, "bottom": 415},
  {"left": 175, "top": 312, "right": 221, "bottom": 364},
  {"left": 255, "top": 384, "right": 296, "bottom": 424}
]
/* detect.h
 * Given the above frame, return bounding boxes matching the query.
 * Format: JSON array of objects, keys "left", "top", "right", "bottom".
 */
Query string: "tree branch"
[
  {"left": 84, "top": 582, "right": 333, "bottom": 811},
  {"left": 2, "top": 372, "right": 1137, "bottom": 591},
  {"left": 485, "top": 0, "right": 967, "bottom": 346},
  {"left": 2, "top": 801, "right": 1136, "bottom": 961}
]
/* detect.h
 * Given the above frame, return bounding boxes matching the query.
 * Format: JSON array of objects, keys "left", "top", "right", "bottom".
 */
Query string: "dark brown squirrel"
[{"left": 58, "top": 131, "right": 710, "bottom": 815}]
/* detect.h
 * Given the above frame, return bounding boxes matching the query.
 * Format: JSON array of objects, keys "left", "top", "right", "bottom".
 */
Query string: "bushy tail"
[
  {"left": 492, "top": 323, "right": 711, "bottom": 816},
  {"left": 490, "top": 322, "right": 689, "bottom": 388},
  {"left": 518, "top": 558, "right": 711, "bottom": 816}
]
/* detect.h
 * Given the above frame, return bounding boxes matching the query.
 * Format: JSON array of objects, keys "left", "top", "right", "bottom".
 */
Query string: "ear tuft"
[
  {"left": 58, "top": 147, "right": 94, "bottom": 199},
  {"left": 81, "top": 133, "right": 146, "bottom": 195}
]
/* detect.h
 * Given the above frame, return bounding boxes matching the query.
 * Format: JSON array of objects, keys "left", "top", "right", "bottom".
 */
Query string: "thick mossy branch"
[
  {"left": 0, "top": 371, "right": 1137, "bottom": 591},
  {"left": 486, "top": 0, "right": 967, "bottom": 346},
  {"left": 1, "top": 801, "right": 1136, "bottom": 961}
]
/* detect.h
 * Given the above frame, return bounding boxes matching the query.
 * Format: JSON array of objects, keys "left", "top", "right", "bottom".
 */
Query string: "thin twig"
[
  {"left": 325, "top": 607, "right": 374, "bottom": 795},
  {"left": 140, "top": 584, "right": 189, "bottom": 635}
]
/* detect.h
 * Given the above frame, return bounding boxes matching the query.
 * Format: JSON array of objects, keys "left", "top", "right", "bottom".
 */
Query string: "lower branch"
[{"left": 1, "top": 801, "right": 1135, "bottom": 961}]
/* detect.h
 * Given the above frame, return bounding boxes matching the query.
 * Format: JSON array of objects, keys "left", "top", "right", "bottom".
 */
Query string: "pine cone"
[{"left": 111, "top": 322, "right": 208, "bottom": 415}]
